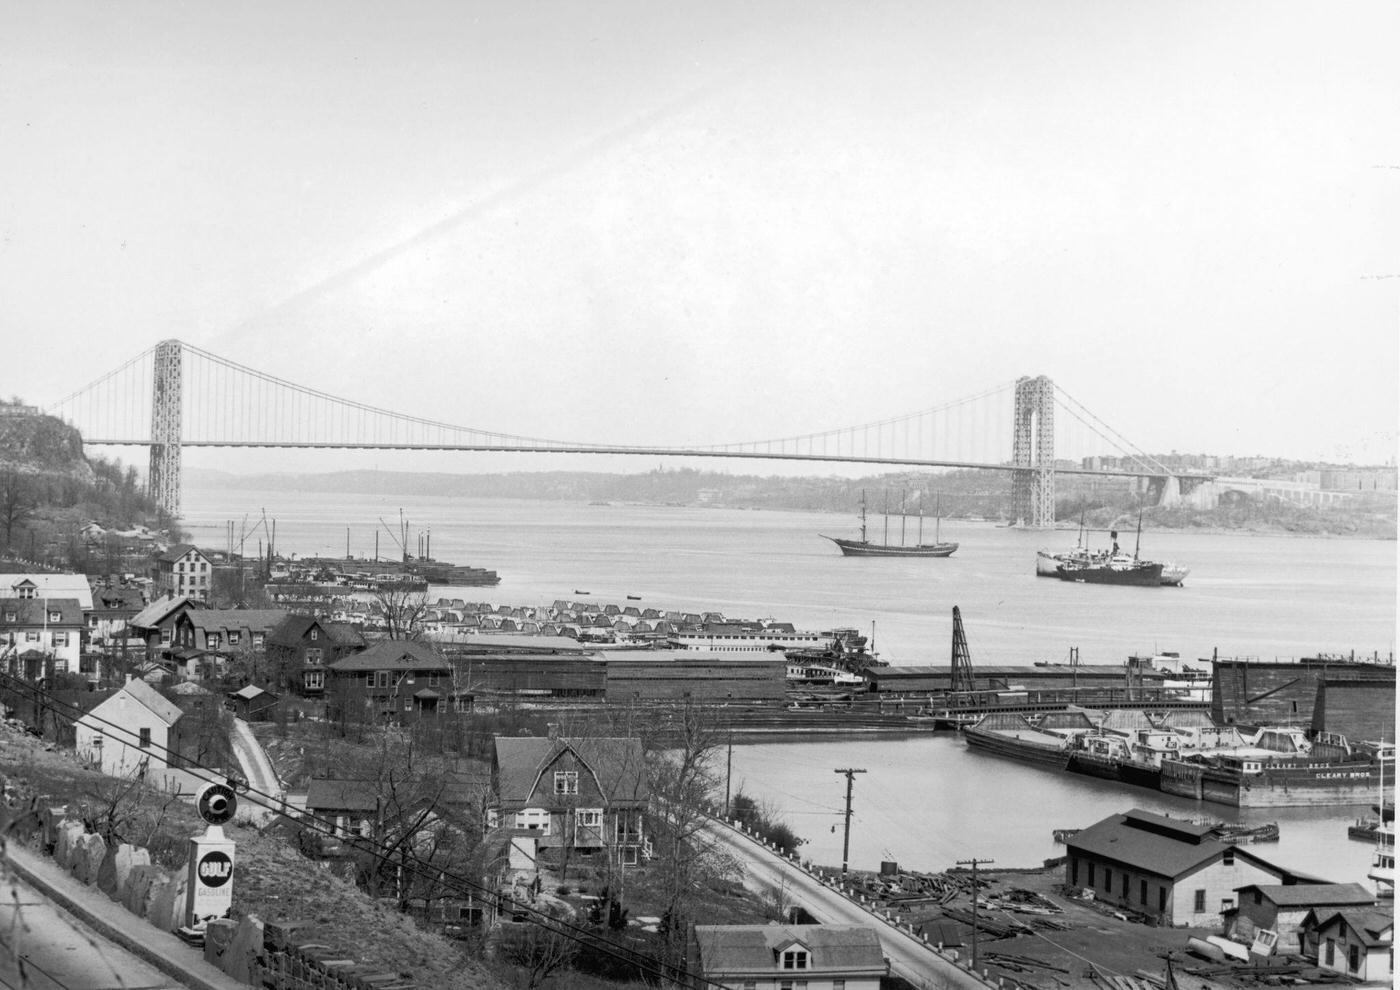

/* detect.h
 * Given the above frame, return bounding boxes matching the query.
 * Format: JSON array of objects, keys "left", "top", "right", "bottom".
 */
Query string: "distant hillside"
[
  {"left": 186, "top": 465, "right": 1397, "bottom": 539},
  {"left": 0, "top": 406, "right": 93, "bottom": 484}
]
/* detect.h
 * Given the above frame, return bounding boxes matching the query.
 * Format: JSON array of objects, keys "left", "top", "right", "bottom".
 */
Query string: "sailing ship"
[{"left": 822, "top": 489, "right": 958, "bottom": 557}]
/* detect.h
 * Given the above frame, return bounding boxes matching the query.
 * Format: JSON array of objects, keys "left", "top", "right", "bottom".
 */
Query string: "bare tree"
[
  {"left": 498, "top": 905, "right": 579, "bottom": 989},
  {"left": 371, "top": 583, "right": 431, "bottom": 641},
  {"left": 0, "top": 470, "right": 37, "bottom": 550}
]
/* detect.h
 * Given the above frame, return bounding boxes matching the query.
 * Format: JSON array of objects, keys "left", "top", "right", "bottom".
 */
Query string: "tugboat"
[{"left": 823, "top": 489, "right": 958, "bottom": 558}]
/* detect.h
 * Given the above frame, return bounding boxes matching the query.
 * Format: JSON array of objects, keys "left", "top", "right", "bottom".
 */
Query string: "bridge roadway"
[{"left": 699, "top": 812, "right": 994, "bottom": 990}]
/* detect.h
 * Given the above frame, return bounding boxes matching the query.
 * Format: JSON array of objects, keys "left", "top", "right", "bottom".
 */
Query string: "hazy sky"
[{"left": 3, "top": 1, "right": 1397, "bottom": 474}]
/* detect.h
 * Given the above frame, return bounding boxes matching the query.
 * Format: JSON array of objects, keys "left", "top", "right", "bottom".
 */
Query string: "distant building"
[
  {"left": 1226, "top": 883, "right": 1376, "bottom": 955},
  {"left": 690, "top": 924, "right": 887, "bottom": 990},
  {"left": 1064, "top": 809, "right": 1295, "bottom": 927},
  {"left": 151, "top": 544, "right": 213, "bottom": 599},
  {"left": 1303, "top": 907, "right": 1393, "bottom": 983},
  {"left": 326, "top": 640, "right": 453, "bottom": 722},
  {"left": 266, "top": 615, "right": 366, "bottom": 697}
]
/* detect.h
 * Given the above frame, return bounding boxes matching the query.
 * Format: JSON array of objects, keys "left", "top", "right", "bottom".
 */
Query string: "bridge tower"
[
  {"left": 148, "top": 339, "right": 183, "bottom": 518},
  {"left": 1012, "top": 375, "right": 1054, "bottom": 529}
]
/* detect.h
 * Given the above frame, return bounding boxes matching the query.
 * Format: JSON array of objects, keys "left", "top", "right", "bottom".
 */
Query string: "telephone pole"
[
  {"left": 834, "top": 768, "right": 866, "bottom": 876},
  {"left": 956, "top": 857, "right": 994, "bottom": 972},
  {"left": 724, "top": 729, "right": 734, "bottom": 818}
]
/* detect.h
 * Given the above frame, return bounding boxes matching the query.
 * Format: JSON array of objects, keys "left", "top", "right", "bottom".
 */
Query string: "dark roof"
[
  {"left": 183, "top": 609, "right": 289, "bottom": 634},
  {"left": 268, "top": 615, "right": 366, "bottom": 648},
  {"left": 0, "top": 598, "right": 83, "bottom": 626},
  {"left": 694, "top": 925, "right": 885, "bottom": 975},
  {"left": 1067, "top": 809, "right": 1282, "bottom": 881},
  {"left": 156, "top": 543, "right": 204, "bottom": 564},
  {"left": 1310, "top": 908, "right": 1394, "bottom": 948},
  {"left": 1239, "top": 883, "right": 1376, "bottom": 908},
  {"left": 129, "top": 595, "right": 197, "bottom": 630},
  {"left": 494, "top": 736, "right": 647, "bottom": 808},
  {"left": 305, "top": 778, "right": 379, "bottom": 813},
  {"left": 331, "top": 639, "right": 450, "bottom": 672}
]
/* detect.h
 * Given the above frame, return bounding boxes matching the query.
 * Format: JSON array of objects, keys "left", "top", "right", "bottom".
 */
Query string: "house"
[
  {"left": 74, "top": 678, "right": 184, "bottom": 778},
  {"left": 1226, "top": 883, "right": 1375, "bottom": 954},
  {"left": 0, "top": 598, "right": 84, "bottom": 677},
  {"left": 1064, "top": 809, "right": 1292, "bottom": 927},
  {"left": 227, "top": 684, "right": 279, "bottom": 721},
  {"left": 1304, "top": 907, "right": 1393, "bottom": 983},
  {"left": 304, "top": 778, "right": 379, "bottom": 838},
  {"left": 172, "top": 608, "right": 288, "bottom": 656},
  {"left": 491, "top": 733, "right": 647, "bottom": 867},
  {"left": 690, "top": 924, "right": 887, "bottom": 990},
  {"left": 266, "top": 615, "right": 365, "bottom": 696},
  {"left": 127, "top": 595, "right": 202, "bottom": 661},
  {"left": 84, "top": 579, "right": 147, "bottom": 668},
  {"left": 326, "top": 639, "right": 453, "bottom": 722},
  {"left": 151, "top": 544, "right": 214, "bottom": 599}
]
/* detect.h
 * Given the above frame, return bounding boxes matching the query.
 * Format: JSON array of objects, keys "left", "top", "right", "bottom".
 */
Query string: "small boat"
[
  {"left": 573, "top": 590, "right": 590, "bottom": 595},
  {"left": 626, "top": 594, "right": 642, "bottom": 601},
  {"left": 823, "top": 489, "right": 958, "bottom": 558}
]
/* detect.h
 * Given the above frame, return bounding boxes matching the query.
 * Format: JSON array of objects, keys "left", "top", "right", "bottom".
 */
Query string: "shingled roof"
[
  {"left": 494, "top": 736, "right": 647, "bottom": 809},
  {"left": 694, "top": 924, "right": 885, "bottom": 975},
  {"left": 1067, "top": 809, "right": 1284, "bottom": 881},
  {"left": 1238, "top": 882, "right": 1376, "bottom": 909},
  {"left": 330, "top": 639, "right": 450, "bottom": 672}
]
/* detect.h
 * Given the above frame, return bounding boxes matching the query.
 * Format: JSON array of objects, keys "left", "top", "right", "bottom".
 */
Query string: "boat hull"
[
  {"left": 825, "top": 537, "right": 958, "bottom": 558},
  {"left": 963, "top": 726, "right": 1070, "bottom": 769},
  {"left": 1056, "top": 562, "right": 1164, "bottom": 586},
  {"left": 1160, "top": 758, "right": 1383, "bottom": 808}
]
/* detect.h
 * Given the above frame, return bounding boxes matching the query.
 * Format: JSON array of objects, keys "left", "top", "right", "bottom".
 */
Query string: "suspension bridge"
[{"left": 47, "top": 339, "right": 1211, "bottom": 525}]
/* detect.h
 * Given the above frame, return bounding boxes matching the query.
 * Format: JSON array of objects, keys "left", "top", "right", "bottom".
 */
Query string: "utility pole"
[
  {"left": 724, "top": 729, "right": 734, "bottom": 818},
  {"left": 834, "top": 768, "right": 866, "bottom": 876},
  {"left": 957, "top": 857, "right": 994, "bottom": 972}
]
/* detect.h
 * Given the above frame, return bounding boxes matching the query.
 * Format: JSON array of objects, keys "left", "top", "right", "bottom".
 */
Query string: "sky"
[{"left": 3, "top": 1, "right": 1397, "bottom": 477}]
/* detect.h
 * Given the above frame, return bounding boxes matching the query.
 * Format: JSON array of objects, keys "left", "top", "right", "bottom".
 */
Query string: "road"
[
  {"left": 227, "top": 717, "right": 283, "bottom": 823},
  {"left": 702, "top": 817, "right": 994, "bottom": 990}
]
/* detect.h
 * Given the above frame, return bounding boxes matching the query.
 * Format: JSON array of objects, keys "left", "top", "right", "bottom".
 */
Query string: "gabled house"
[
  {"left": 1064, "top": 809, "right": 1292, "bottom": 927},
  {"left": 0, "top": 574, "right": 94, "bottom": 610},
  {"left": 1304, "top": 907, "right": 1393, "bottom": 983},
  {"left": 491, "top": 733, "right": 647, "bottom": 867},
  {"left": 305, "top": 777, "right": 380, "bottom": 838},
  {"left": 1226, "top": 883, "right": 1375, "bottom": 954},
  {"left": 0, "top": 598, "right": 84, "bottom": 677},
  {"left": 690, "top": 924, "right": 887, "bottom": 990},
  {"left": 266, "top": 615, "right": 365, "bottom": 696},
  {"left": 74, "top": 678, "right": 185, "bottom": 778},
  {"left": 127, "top": 595, "right": 202, "bottom": 661},
  {"left": 85, "top": 580, "right": 147, "bottom": 662},
  {"left": 151, "top": 544, "right": 213, "bottom": 599},
  {"left": 326, "top": 639, "right": 453, "bottom": 722},
  {"left": 227, "top": 684, "right": 279, "bottom": 721}
]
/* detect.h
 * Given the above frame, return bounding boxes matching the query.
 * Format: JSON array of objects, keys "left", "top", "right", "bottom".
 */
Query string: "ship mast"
[
  {"left": 900, "top": 490, "right": 907, "bottom": 546},
  {"left": 883, "top": 490, "right": 890, "bottom": 547},
  {"left": 859, "top": 490, "right": 868, "bottom": 543}
]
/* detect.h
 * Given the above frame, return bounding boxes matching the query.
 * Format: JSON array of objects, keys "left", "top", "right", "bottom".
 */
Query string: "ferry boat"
[{"left": 785, "top": 662, "right": 866, "bottom": 689}]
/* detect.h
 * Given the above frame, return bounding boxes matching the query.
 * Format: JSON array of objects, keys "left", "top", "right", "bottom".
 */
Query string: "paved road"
[{"left": 702, "top": 818, "right": 992, "bottom": 990}]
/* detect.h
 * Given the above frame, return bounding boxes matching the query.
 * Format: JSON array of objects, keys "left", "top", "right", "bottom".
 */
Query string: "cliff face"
[{"left": 0, "top": 411, "right": 96, "bottom": 484}]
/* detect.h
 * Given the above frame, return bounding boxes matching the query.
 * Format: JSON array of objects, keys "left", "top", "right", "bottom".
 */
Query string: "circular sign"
[
  {"left": 196, "top": 783, "right": 238, "bottom": 825},
  {"left": 197, "top": 851, "right": 234, "bottom": 888}
]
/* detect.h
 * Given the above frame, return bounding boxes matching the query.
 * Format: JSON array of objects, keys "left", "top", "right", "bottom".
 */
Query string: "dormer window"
[
  {"left": 310, "top": 628, "right": 318, "bottom": 641},
  {"left": 554, "top": 771, "right": 578, "bottom": 795},
  {"left": 49, "top": 611, "right": 61, "bottom": 623},
  {"left": 781, "top": 947, "right": 809, "bottom": 970},
  {"left": 17, "top": 586, "right": 35, "bottom": 599}
]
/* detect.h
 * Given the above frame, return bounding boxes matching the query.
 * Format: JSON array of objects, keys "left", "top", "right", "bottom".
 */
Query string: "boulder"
[
  {"left": 53, "top": 820, "right": 86, "bottom": 870},
  {"left": 221, "top": 914, "right": 265, "bottom": 981},
  {"left": 124, "top": 864, "right": 163, "bottom": 915},
  {"left": 145, "top": 873, "right": 175, "bottom": 929},
  {"left": 101, "top": 844, "right": 151, "bottom": 900},
  {"left": 74, "top": 832, "right": 107, "bottom": 884},
  {"left": 150, "top": 872, "right": 188, "bottom": 932},
  {"left": 39, "top": 805, "right": 68, "bottom": 848},
  {"left": 203, "top": 918, "right": 238, "bottom": 968}
]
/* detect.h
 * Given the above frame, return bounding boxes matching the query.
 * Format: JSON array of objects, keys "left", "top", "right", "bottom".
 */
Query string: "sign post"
[{"left": 183, "top": 782, "right": 238, "bottom": 929}]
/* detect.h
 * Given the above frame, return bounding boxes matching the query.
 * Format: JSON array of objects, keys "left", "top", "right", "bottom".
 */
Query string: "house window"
[
  {"left": 139, "top": 728, "right": 151, "bottom": 749},
  {"left": 306, "top": 648, "right": 323, "bottom": 666},
  {"left": 228, "top": 631, "right": 241, "bottom": 645},
  {"left": 252, "top": 633, "right": 264, "bottom": 647},
  {"left": 310, "top": 628, "right": 318, "bottom": 641},
  {"left": 1324, "top": 938, "right": 1334, "bottom": 966},
  {"left": 1071, "top": 859, "right": 1078, "bottom": 885},
  {"left": 3, "top": 611, "right": 14, "bottom": 622},
  {"left": 781, "top": 949, "right": 809, "bottom": 969},
  {"left": 554, "top": 771, "right": 578, "bottom": 795},
  {"left": 1087, "top": 863, "right": 1095, "bottom": 887},
  {"left": 1103, "top": 867, "right": 1112, "bottom": 891},
  {"left": 17, "top": 586, "right": 34, "bottom": 599},
  {"left": 1220, "top": 897, "right": 1234, "bottom": 912},
  {"left": 1223, "top": 848, "right": 1235, "bottom": 865},
  {"left": 1159, "top": 887, "right": 1166, "bottom": 911},
  {"left": 161, "top": 628, "right": 172, "bottom": 645},
  {"left": 48, "top": 611, "right": 61, "bottom": 622},
  {"left": 1140, "top": 879, "right": 1148, "bottom": 904},
  {"left": 1121, "top": 872, "right": 1128, "bottom": 898},
  {"left": 514, "top": 808, "right": 551, "bottom": 835},
  {"left": 576, "top": 808, "right": 603, "bottom": 828},
  {"left": 1194, "top": 889, "right": 1206, "bottom": 912},
  {"left": 208, "top": 633, "right": 221, "bottom": 649},
  {"left": 428, "top": 672, "right": 439, "bottom": 686},
  {"left": 305, "top": 670, "right": 324, "bottom": 691},
  {"left": 25, "top": 631, "right": 38, "bottom": 642},
  {"left": 1347, "top": 944, "right": 1359, "bottom": 972},
  {"left": 366, "top": 671, "right": 375, "bottom": 688}
]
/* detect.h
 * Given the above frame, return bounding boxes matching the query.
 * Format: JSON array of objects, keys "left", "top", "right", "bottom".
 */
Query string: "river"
[{"left": 182, "top": 485, "right": 1396, "bottom": 884}]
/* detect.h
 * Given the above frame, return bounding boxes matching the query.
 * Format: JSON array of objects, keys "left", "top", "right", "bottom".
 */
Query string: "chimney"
[{"left": 547, "top": 722, "right": 559, "bottom": 740}]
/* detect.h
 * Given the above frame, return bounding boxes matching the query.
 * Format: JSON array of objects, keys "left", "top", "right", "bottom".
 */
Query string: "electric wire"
[{"left": 0, "top": 671, "right": 749, "bottom": 990}]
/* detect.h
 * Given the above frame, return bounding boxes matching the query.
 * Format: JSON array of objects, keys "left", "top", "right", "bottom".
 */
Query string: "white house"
[
  {"left": 691, "top": 924, "right": 887, "bottom": 990},
  {"left": 151, "top": 544, "right": 213, "bottom": 599},
  {"left": 74, "top": 678, "right": 184, "bottom": 778},
  {"left": 1306, "top": 908, "right": 1393, "bottom": 983},
  {"left": 0, "top": 574, "right": 94, "bottom": 610},
  {"left": 0, "top": 598, "right": 84, "bottom": 676}
]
